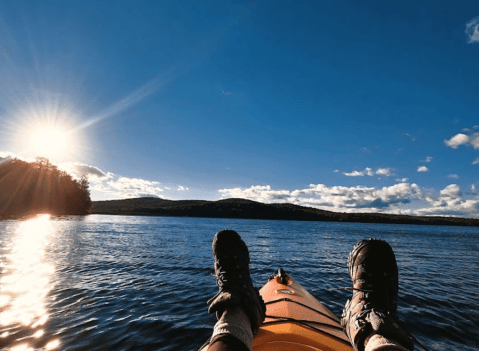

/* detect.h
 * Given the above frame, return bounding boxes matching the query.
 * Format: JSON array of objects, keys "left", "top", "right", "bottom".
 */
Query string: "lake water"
[{"left": 0, "top": 214, "right": 478, "bottom": 351}]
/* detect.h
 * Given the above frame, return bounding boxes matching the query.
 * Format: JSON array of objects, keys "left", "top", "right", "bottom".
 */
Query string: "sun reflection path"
[{"left": 0, "top": 215, "right": 60, "bottom": 350}]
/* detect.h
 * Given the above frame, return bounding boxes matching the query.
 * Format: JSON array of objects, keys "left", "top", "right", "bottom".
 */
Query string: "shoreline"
[{"left": 90, "top": 197, "right": 479, "bottom": 227}]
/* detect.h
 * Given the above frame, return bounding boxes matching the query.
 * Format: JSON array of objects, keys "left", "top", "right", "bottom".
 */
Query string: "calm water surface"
[{"left": 0, "top": 215, "right": 478, "bottom": 350}]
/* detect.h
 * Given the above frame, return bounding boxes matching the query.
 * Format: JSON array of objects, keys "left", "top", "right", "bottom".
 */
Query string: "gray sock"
[
  {"left": 365, "top": 334, "right": 410, "bottom": 351},
  {"left": 211, "top": 307, "right": 253, "bottom": 350}
]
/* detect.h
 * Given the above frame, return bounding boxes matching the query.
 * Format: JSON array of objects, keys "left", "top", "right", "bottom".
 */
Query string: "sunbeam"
[{"left": 75, "top": 76, "right": 164, "bottom": 131}]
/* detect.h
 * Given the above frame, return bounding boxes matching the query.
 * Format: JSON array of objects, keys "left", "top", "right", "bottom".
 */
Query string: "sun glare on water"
[{"left": 0, "top": 214, "right": 60, "bottom": 350}]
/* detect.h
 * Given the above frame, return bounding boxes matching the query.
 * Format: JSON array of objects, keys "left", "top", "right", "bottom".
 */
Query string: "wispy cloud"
[
  {"left": 177, "top": 185, "right": 189, "bottom": 191},
  {"left": 417, "top": 166, "right": 428, "bottom": 173},
  {"left": 342, "top": 167, "right": 393, "bottom": 177},
  {"left": 473, "top": 157, "right": 479, "bottom": 165},
  {"left": 404, "top": 133, "right": 416, "bottom": 142},
  {"left": 447, "top": 174, "right": 459, "bottom": 179},
  {"left": 76, "top": 77, "right": 164, "bottom": 130},
  {"left": 422, "top": 156, "right": 433, "bottom": 163},
  {"left": 466, "top": 17, "right": 479, "bottom": 44}
]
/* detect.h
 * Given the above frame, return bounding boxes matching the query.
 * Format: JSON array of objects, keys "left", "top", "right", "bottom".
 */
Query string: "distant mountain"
[{"left": 92, "top": 197, "right": 479, "bottom": 227}]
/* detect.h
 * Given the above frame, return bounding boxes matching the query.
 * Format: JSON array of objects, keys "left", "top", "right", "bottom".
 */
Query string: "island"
[{"left": 92, "top": 197, "right": 479, "bottom": 227}]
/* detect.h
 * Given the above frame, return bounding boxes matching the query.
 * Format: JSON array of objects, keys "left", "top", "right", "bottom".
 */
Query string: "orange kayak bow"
[{"left": 253, "top": 268, "right": 354, "bottom": 351}]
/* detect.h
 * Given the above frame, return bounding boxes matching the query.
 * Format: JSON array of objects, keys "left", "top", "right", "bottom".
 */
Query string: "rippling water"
[{"left": 0, "top": 215, "right": 478, "bottom": 351}]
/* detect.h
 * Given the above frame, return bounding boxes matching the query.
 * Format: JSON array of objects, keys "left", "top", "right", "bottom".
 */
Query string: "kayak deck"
[{"left": 253, "top": 269, "right": 354, "bottom": 351}]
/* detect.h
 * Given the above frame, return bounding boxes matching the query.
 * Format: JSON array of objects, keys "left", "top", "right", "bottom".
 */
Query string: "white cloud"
[
  {"left": 0, "top": 151, "right": 17, "bottom": 159},
  {"left": 0, "top": 151, "right": 33, "bottom": 163},
  {"left": 106, "top": 177, "right": 164, "bottom": 198},
  {"left": 447, "top": 174, "right": 459, "bottom": 179},
  {"left": 343, "top": 167, "right": 393, "bottom": 177},
  {"left": 440, "top": 184, "right": 462, "bottom": 198},
  {"left": 465, "top": 17, "right": 479, "bottom": 44},
  {"left": 417, "top": 166, "right": 428, "bottom": 172},
  {"left": 415, "top": 184, "right": 479, "bottom": 218},
  {"left": 423, "top": 156, "right": 433, "bottom": 163},
  {"left": 219, "top": 182, "right": 421, "bottom": 213},
  {"left": 0, "top": 151, "right": 16, "bottom": 164},
  {"left": 177, "top": 186, "right": 189, "bottom": 191},
  {"left": 220, "top": 185, "right": 291, "bottom": 202},
  {"left": 471, "top": 133, "right": 479, "bottom": 149},
  {"left": 471, "top": 184, "right": 477, "bottom": 194},
  {"left": 444, "top": 133, "right": 469, "bottom": 149},
  {"left": 473, "top": 157, "right": 479, "bottom": 165},
  {"left": 376, "top": 168, "right": 393, "bottom": 176},
  {"left": 343, "top": 169, "right": 371, "bottom": 177},
  {"left": 58, "top": 162, "right": 113, "bottom": 180},
  {"left": 396, "top": 178, "right": 408, "bottom": 182},
  {"left": 219, "top": 182, "right": 479, "bottom": 218}
]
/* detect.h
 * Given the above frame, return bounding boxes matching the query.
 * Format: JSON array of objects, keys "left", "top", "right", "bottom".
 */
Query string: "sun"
[
  {"left": 26, "top": 125, "right": 72, "bottom": 161},
  {"left": 17, "top": 115, "right": 80, "bottom": 162}
]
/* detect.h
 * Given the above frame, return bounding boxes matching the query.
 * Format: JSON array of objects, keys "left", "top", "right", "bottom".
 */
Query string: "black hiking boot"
[
  {"left": 207, "top": 230, "right": 266, "bottom": 334},
  {"left": 341, "top": 239, "right": 414, "bottom": 351}
]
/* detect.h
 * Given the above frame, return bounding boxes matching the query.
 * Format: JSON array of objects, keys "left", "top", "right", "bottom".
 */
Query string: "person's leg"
[
  {"left": 341, "top": 239, "right": 414, "bottom": 351},
  {"left": 201, "top": 230, "right": 266, "bottom": 351}
]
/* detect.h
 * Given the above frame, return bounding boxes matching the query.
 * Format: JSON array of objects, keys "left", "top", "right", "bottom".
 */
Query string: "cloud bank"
[
  {"left": 219, "top": 183, "right": 479, "bottom": 218},
  {"left": 219, "top": 183, "right": 421, "bottom": 213}
]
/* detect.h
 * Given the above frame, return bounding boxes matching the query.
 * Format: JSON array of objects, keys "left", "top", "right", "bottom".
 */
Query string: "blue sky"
[{"left": 1, "top": 0, "right": 478, "bottom": 217}]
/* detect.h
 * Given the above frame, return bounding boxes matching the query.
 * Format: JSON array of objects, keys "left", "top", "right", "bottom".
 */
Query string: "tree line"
[{"left": 0, "top": 157, "right": 92, "bottom": 218}]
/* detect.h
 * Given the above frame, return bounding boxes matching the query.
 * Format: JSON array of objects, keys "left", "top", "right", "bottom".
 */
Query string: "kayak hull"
[{"left": 253, "top": 270, "right": 354, "bottom": 351}]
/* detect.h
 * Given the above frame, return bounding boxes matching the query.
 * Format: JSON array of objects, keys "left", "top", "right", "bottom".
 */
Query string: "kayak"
[{"left": 253, "top": 268, "right": 354, "bottom": 351}]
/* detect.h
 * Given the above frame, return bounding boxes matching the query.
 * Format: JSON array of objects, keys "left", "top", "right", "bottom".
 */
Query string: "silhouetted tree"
[{"left": 0, "top": 157, "right": 92, "bottom": 218}]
